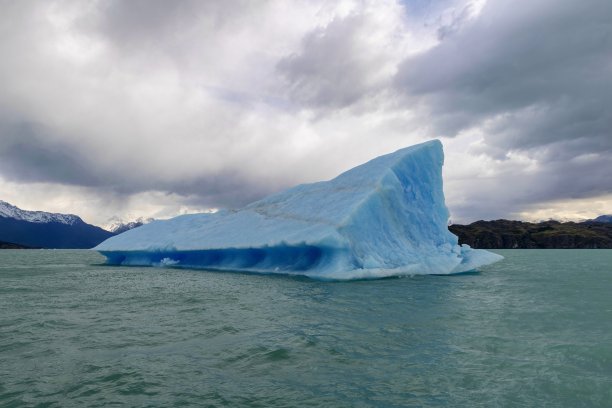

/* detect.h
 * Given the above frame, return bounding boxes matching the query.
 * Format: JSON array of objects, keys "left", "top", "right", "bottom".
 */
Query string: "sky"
[{"left": 0, "top": 0, "right": 610, "bottom": 227}]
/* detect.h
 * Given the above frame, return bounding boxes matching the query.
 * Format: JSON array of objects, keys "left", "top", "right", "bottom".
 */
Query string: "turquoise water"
[{"left": 1, "top": 250, "right": 611, "bottom": 407}]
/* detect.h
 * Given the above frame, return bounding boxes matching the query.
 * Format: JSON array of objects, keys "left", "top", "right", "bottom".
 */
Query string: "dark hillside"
[
  {"left": 0, "top": 240, "right": 31, "bottom": 249},
  {"left": 0, "top": 217, "right": 114, "bottom": 249},
  {"left": 449, "top": 220, "right": 612, "bottom": 249}
]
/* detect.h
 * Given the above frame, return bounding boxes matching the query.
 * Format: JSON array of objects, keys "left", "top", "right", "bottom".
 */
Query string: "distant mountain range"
[
  {"left": 592, "top": 214, "right": 612, "bottom": 223},
  {"left": 0, "top": 200, "right": 115, "bottom": 249},
  {"left": 450, "top": 218, "right": 612, "bottom": 249},
  {"left": 0, "top": 200, "right": 152, "bottom": 249},
  {"left": 1, "top": 199, "right": 610, "bottom": 249},
  {"left": 106, "top": 217, "right": 154, "bottom": 234}
]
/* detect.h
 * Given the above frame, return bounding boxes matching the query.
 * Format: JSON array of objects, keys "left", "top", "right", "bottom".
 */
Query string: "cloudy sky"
[{"left": 0, "top": 0, "right": 610, "bottom": 227}]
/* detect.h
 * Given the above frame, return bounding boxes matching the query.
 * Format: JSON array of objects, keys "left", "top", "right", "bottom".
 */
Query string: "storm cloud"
[
  {"left": 0, "top": 0, "right": 610, "bottom": 225},
  {"left": 394, "top": 0, "right": 612, "bottom": 220}
]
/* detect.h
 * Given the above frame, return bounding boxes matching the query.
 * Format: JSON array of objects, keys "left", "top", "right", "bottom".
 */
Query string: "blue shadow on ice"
[{"left": 99, "top": 244, "right": 346, "bottom": 274}]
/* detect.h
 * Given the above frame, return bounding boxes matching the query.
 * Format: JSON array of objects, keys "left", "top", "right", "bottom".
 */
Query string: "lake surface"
[{"left": 1, "top": 249, "right": 611, "bottom": 407}]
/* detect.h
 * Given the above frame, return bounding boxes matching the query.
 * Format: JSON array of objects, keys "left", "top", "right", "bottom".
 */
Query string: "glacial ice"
[{"left": 95, "top": 140, "right": 503, "bottom": 279}]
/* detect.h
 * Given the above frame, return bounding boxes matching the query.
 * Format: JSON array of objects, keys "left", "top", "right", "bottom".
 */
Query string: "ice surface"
[{"left": 95, "top": 140, "right": 503, "bottom": 279}]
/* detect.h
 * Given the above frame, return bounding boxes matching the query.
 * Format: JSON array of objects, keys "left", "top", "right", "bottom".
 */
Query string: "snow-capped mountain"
[
  {"left": 0, "top": 200, "right": 114, "bottom": 248},
  {"left": 107, "top": 217, "right": 154, "bottom": 234},
  {"left": 0, "top": 200, "right": 81, "bottom": 225}
]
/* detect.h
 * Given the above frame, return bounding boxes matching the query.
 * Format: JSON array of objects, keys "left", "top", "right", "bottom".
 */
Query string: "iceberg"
[{"left": 95, "top": 140, "right": 502, "bottom": 279}]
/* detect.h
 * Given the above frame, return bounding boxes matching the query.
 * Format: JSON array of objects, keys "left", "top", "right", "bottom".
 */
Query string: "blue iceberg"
[{"left": 95, "top": 140, "right": 502, "bottom": 279}]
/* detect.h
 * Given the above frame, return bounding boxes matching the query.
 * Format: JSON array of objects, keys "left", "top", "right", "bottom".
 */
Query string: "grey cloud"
[
  {"left": 436, "top": 1, "right": 478, "bottom": 40},
  {"left": 0, "top": 0, "right": 297, "bottom": 212},
  {"left": 0, "top": 0, "right": 610, "bottom": 225},
  {"left": 394, "top": 0, "right": 612, "bottom": 217},
  {"left": 277, "top": 14, "right": 373, "bottom": 108},
  {"left": 93, "top": 0, "right": 244, "bottom": 47},
  {"left": 396, "top": 0, "right": 612, "bottom": 149},
  {"left": 96, "top": 0, "right": 201, "bottom": 42},
  {"left": 449, "top": 150, "right": 612, "bottom": 222},
  {"left": 277, "top": 9, "right": 402, "bottom": 109},
  {"left": 482, "top": 100, "right": 611, "bottom": 158},
  {"left": 0, "top": 120, "right": 103, "bottom": 186},
  {"left": 90, "top": 0, "right": 265, "bottom": 68},
  {"left": 160, "top": 173, "right": 285, "bottom": 210},
  {"left": 0, "top": 118, "right": 277, "bottom": 209}
]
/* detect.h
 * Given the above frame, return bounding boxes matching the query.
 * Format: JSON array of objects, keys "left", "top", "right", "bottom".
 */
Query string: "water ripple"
[{"left": 1, "top": 249, "right": 611, "bottom": 407}]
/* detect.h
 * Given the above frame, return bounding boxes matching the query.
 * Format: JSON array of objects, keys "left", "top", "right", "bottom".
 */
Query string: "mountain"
[
  {"left": 0, "top": 200, "right": 114, "bottom": 249},
  {"left": 0, "top": 240, "right": 31, "bottom": 249},
  {"left": 107, "top": 217, "right": 154, "bottom": 234},
  {"left": 449, "top": 219, "right": 612, "bottom": 249},
  {"left": 0, "top": 200, "right": 82, "bottom": 225},
  {"left": 591, "top": 215, "right": 612, "bottom": 223}
]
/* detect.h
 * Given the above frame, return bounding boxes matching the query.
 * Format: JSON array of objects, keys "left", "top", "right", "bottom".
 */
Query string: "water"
[{"left": 1, "top": 250, "right": 611, "bottom": 407}]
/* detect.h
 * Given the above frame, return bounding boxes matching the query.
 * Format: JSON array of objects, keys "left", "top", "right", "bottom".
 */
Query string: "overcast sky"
[{"left": 0, "top": 0, "right": 610, "bottom": 227}]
